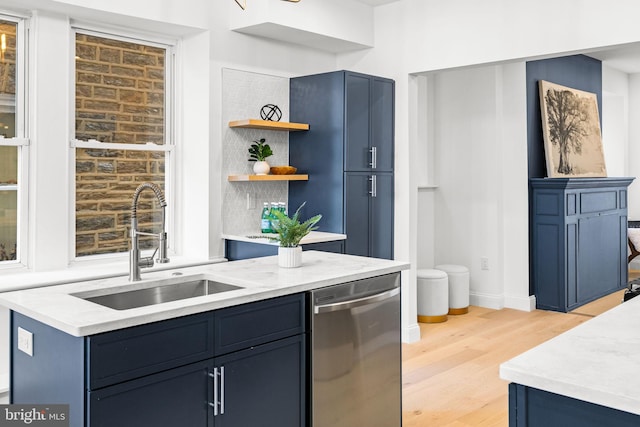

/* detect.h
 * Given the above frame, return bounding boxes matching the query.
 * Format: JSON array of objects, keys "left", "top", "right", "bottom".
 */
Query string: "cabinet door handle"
[
  {"left": 220, "top": 366, "right": 226, "bottom": 415},
  {"left": 209, "top": 370, "right": 219, "bottom": 416},
  {"left": 369, "top": 175, "right": 377, "bottom": 198},
  {"left": 369, "top": 146, "right": 377, "bottom": 169}
]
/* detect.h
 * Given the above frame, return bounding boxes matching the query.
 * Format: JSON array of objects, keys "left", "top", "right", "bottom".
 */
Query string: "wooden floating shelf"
[
  {"left": 228, "top": 119, "right": 309, "bottom": 131},
  {"left": 228, "top": 174, "right": 308, "bottom": 182}
]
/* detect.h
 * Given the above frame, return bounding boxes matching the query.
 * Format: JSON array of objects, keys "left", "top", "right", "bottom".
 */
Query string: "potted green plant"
[
  {"left": 271, "top": 202, "right": 322, "bottom": 268},
  {"left": 248, "top": 137, "right": 273, "bottom": 175}
]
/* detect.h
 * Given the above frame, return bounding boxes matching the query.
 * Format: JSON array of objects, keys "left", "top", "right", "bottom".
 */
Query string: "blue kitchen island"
[
  {"left": 500, "top": 295, "right": 640, "bottom": 426},
  {"left": 0, "top": 251, "right": 408, "bottom": 427}
]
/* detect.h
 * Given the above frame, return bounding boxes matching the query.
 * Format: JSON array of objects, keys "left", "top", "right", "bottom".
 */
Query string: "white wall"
[
  {"left": 629, "top": 74, "right": 640, "bottom": 221},
  {"left": 602, "top": 65, "right": 630, "bottom": 178}
]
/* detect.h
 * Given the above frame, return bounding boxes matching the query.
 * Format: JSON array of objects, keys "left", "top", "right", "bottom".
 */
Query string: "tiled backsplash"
[{"left": 222, "top": 69, "right": 290, "bottom": 235}]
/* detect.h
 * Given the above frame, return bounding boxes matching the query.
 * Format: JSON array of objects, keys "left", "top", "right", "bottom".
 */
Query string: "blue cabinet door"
[
  {"left": 371, "top": 173, "right": 394, "bottom": 260},
  {"left": 371, "top": 77, "right": 395, "bottom": 173},
  {"left": 344, "top": 172, "right": 371, "bottom": 257},
  {"left": 214, "top": 335, "right": 306, "bottom": 427},
  {"left": 88, "top": 360, "right": 214, "bottom": 427},
  {"left": 345, "top": 73, "right": 371, "bottom": 171}
]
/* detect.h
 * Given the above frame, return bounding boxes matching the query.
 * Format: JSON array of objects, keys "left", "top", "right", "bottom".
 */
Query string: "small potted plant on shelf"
[
  {"left": 248, "top": 137, "right": 273, "bottom": 175},
  {"left": 271, "top": 202, "right": 322, "bottom": 268}
]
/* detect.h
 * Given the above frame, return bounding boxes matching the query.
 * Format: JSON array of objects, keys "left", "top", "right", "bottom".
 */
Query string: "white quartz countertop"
[
  {"left": 222, "top": 231, "right": 346, "bottom": 245},
  {"left": 0, "top": 251, "right": 408, "bottom": 337},
  {"left": 500, "top": 295, "right": 640, "bottom": 415}
]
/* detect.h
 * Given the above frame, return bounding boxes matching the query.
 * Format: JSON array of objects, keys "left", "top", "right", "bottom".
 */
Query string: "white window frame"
[
  {"left": 70, "top": 24, "right": 176, "bottom": 263},
  {"left": 0, "top": 13, "right": 29, "bottom": 270}
]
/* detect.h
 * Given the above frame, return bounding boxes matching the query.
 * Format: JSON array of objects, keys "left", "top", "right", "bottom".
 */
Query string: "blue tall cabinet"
[
  {"left": 531, "top": 177, "right": 634, "bottom": 312},
  {"left": 289, "top": 71, "right": 395, "bottom": 259}
]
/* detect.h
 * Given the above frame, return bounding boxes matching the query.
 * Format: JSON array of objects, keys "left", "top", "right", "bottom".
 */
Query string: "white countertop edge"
[
  {"left": 499, "top": 364, "right": 640, "bottom": 416},
  {"left": 0, "top": 252, "right": 409, "bottom": 337},
  {"left": 222, "top": 231, "right": 347, "bottom": 246},
  {"left": 0, "top": 256, "right": 226, "bottom": 292},
  {"left": 500, "top": 296, "right": 640, "bottom": 416}
]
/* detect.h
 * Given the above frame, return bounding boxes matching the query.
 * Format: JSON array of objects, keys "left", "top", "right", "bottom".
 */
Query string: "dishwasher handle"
[{"left": 314, "top": 287, "right": 400, "bottom": 314}]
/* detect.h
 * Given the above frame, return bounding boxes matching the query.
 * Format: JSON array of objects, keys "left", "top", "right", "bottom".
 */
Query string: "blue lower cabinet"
[
  {"left": 214, "top": 335, "right": 306, "bottom": 427},
  {"left": 509, "top": 384, "right": 640, "bottom": 426},
  {"left": 88, "top": 360, "right": 215, "bottom": 427},
  {"left": 11, "top": 294, "right": 308, "bottom": 427},
  {"left": 225, "top": 239, "right": 344, "bottom": 261}
]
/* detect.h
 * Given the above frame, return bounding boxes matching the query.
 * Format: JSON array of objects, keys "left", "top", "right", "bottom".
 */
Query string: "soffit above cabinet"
[{"left": 230, "top": 0, "right": 374, "bottom": 53}]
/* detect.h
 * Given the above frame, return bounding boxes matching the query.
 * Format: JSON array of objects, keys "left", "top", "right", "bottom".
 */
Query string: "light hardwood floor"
[{"left": 401, "top": 274, "right": 637, "bottom": 427}]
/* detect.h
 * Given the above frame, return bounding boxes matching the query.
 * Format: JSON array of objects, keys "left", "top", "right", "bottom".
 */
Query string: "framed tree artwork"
[{"left": 539, "top": 80, "right": 607, "bottom": 178}]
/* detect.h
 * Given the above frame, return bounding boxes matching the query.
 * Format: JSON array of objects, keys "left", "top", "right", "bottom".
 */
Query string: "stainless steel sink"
[{"left": 80, "top": 280, "right": 241, "bottom": 310}]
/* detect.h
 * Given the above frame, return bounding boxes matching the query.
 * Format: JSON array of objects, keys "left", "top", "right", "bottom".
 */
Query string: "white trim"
[
  {"left": 469, "top": 291, "right": 505, "bottom": 310},
  {"left": 504, "top": 294, "right": 537, "bottom": 312},
  {"left": 0, "top": 137, "right": 29, "bottom": 146},
  {"left": 71, "top": 139, "right": 174, "bottom": 152},
  {"left": 70, "top": 21, "right": 178, "bottom": 48},
  {"left": 402, "top": 322, "right": 421, "bottom": 344}
]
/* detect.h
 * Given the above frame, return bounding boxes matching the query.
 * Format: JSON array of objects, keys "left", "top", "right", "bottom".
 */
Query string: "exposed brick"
[
  {"left": 119, "top": 123, "right": 156, "bottom": 133},
  {"left": 84, "top": 100, "right": 120, "bottom": 111},
  {"left": 76, "top": 161, "right": 95, "bottom": 173},
  {"left": 85, "top": 121, "right": 117, "bottom": 132},
  {"left": 94, "top": 86, "right": 117, "bottom": 99},
  {"left": 122, "top": 104, "right": 163, "bottom": 116},
  {"left": 147, "top": 68, "right": 164, "bottom": 80},
  {"left": 137, "top": 80, "right": 152, "bottom": 90},
  {"left": 113, "top": 133, "right": 135, "bottom": 144},
  {"left": 82, "top": 149, "right": 123, "bottom": 158},
  {"left": 125, "top": 151, "right": 148, "bottom": 159},
  {"left": 146, "top": 92, "right": 163, "bottom": 106},
  {"left": 77, "top": 72, "right": 101, "bottom": 84},
  {"left": 76, "top": 61, "right": 110, "bottom": 74},
  {"left": 120, "top": 90, "right": 144, "bottom": 103},
  {"left": 76, "top": 84, "right": 92, "bottom": 97},
  {"left": 123, "top": 51, "right": 157, "bottom": 66},
  {"left": 99, "top": 47, "right": 121, "bottom": 64},
  {"left": 98, "top": 231, "right": 125, "bottom": 242},
  {"left": 76, "top": 215, "right": 115, "bottom": 231},
  {"left": 135, "top": 133, "right": 164, "bottom": 144},
  {"left": 76, "top": 44, "right": 96, "bottom": 60},
  {"left": 78, "top": 112, "right": 107, "bottom": 120},
  {"left": 111, "top": 66, "right": 145, "bottom": 78},
  {"left": 103, "top": 76, "right": 136, "bottom": 88},
  {"left": 76, "top": 182, "right": 108, "bottom": 191},
  {"left": 76, "top": 234, "right": 95, "bottom": 249},
  {"left": 99, "top": 202, "right": 130, "bottom": 212},
  {"left": 97, "top": 161, "right": 115, "bottom": 173},
  {"left": 117, "top": 160, "right": 148, "bottom": 174}
]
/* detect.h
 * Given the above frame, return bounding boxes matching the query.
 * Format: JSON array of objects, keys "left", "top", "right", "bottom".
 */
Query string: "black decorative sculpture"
[{"left": 260, "top": 104, "right": 282, "bottom": 122}]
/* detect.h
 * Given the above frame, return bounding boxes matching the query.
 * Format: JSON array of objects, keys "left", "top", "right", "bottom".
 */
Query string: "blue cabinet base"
[
  {"left": 225, "top": 239, "right": 344, "bottom": 261},
  {"left": 509, "top": 383, "right": 640, "bottom": 427}
]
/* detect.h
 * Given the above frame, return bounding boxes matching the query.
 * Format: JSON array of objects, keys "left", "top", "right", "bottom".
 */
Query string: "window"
[
  {"left": 73, "top": 29, "right": 174, "bottom": 258},
  {"left": 0, "top": 16, "right": 26, "bottom": 266}
]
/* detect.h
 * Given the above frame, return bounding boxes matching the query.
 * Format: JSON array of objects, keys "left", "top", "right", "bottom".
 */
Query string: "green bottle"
[
  {"left": 269, "top": 202, "right": 279, "bottom": 233},
  {"left": 261, "top": 202, "right": 272, "bottom": 233}
]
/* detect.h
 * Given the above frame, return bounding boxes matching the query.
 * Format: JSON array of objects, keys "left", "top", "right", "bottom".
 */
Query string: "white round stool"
[
  {"left": 435, "top": 264, "right": 470, "bottom": 315},
  {"left": 416, "top": 269, "right": 449, "bottom": 323}
]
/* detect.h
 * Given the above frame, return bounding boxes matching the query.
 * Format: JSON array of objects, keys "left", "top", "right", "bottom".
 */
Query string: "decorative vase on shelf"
[
  {"left": 278, "top": 246, "right": 302, "bottom": 268},
  {"left": 253, "top": 161, "right": 270, "bottom": 175}
]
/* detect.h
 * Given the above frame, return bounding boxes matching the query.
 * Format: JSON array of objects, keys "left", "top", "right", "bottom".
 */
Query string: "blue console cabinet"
[{"left": 530, "top": 177, "right": 634, "bottom": 312}]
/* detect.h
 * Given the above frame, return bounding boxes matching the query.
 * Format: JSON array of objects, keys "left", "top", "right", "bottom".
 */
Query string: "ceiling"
[{"left": 588, "top": 44, "right": 640, "bottom": 74}]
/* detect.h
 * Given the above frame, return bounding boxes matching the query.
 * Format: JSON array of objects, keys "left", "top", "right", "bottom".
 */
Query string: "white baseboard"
[
  {"left": 504, "top": 294, "right": 536, "bottom": 312},
  {"left": 470, "top": 292, "right": 504, "bottom": 310},
  {"left": 402, "top": 322, "right": 421, "bottom": 344}
]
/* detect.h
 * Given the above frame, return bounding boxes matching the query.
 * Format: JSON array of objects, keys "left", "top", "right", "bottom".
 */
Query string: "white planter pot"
[
  {"left": 278, "top": 246, "right": 302, "bottom": 268},
  {"left": 253, "top": 161, "right": 270, "bottom": 175}
]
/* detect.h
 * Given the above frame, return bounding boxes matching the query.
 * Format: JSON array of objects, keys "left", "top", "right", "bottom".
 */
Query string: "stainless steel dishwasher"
[{"left": 311, "top": 273, "right": 401, "bottom": 427}]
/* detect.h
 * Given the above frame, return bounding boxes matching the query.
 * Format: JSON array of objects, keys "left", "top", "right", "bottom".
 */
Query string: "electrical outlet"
[
  {"left": 246, "top": 193, "right": 256, "bottom": 210},
  {"left": 481, "top": 257, "right": 489, "bottom": 270},
  {"left": 18, "top": 327, "right": 33, "bottom": 356}
]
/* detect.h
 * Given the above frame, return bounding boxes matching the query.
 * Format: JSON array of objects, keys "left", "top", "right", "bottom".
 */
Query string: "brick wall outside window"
[{"left": 75, "top": 33, "right": 167, "bottom": 257}]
